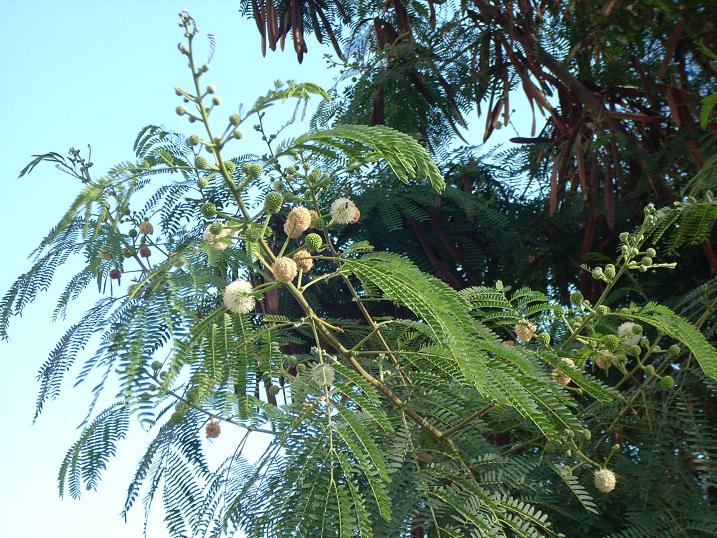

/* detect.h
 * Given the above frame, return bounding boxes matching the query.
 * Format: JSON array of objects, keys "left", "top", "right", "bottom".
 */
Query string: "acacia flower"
[
  {"left": 515, "top": 319, "right": 538, "bottom": 342},
  {"left": 329, "top": 198, "right": 358, "bottom": 225},
  {"left": 283, "top": 207, "right": 312, "bottom": 238},
  {"left": 272, "top": 257, "right": 298, "bottom": 283},
  {"left": 223, "top": 280, "right": 255, "bottom": 314},
  {"left": 203, "top": 223, "right": 233, "bottom": 250},
  {"left": 594, "top": 468, "right": 617, "bottom": 493},
  {"left": 205, "top": 421, "right": 221, "bottom": 439},
  {"left": 617, "top": 322, "right": 642, "bottom": 345},
  {"left": 553, "top": 358, "right": 576, "bottom": 386},
  {"left": 293, "top": 249, "right": 313, "bottom": 272},
  {"left": 595, "top": 350, "right": 614, "bottom": 370}
]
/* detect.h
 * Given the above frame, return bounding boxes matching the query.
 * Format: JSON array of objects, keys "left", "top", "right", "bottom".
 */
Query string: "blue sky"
[{"left": 0, "top": 2, "right": 335, "bottom": 536}]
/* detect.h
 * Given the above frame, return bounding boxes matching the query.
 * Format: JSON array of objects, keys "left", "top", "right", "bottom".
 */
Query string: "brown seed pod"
[
  {"left": 109, "top": 268, "right": 122, "bottom": 280},
  {"left": 139, "top": 220, "right": 154, "bottom": 235}
]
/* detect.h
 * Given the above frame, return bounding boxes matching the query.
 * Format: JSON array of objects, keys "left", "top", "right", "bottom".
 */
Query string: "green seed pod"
[
  {"left": 200, "top": 202, "right": 217, "bottom": 218},
  {"left": 264, "top": 191, "right": 284, "bottom": 214},
  {"left": 660, "top": 375, "right": 675, "bottom": 390},
  {"left": 304, "top": 233, "right": 323, "bottom": 252}
]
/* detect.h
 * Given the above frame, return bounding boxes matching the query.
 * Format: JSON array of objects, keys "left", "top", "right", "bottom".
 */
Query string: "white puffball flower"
[
  {"left": 223, "top": 280, "right": 255, "bottom": 314},
  {"left": 329, "top": 197, "right": 358, "bottom": 225},
  {"left": 594, "top": 468, "right": 617, "bottom": 493},
  {"left": 617, "top": 322, "right": 642, "bottom": 345}
]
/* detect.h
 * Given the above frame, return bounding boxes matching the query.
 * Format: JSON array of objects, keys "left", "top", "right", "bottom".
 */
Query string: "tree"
[{"left": 3, "top": 8, "right": 717, "bottom": 537}]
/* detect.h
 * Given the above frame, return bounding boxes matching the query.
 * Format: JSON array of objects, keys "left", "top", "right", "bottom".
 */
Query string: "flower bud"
[
  {"left": 660, "top": 375, "right": 675, "bottom": 390},
  {"left": 209, "top": 222, "right": 223, "bottom": 235},
  {"left": 242, "top": 162, "right": 264, "bottom": 179},
  {"left": 569, "top": 291, "right": 584, "bottom": 304},
  {"left": 200, "top": 202, "right": 218, "bottom": 218},
  {"left": 604, "top": 264, "right": 616, "bottom": 279},
  {"left": 128, "top": 229, "right": 138, "bottom": 238},
  {"left": 304, "top": 233, "right": 322, "bottom": 252},
  {"left": 151, "top": 360, "right": 162, "bottom": 371},
  {"left": 188, "top": 134, "right": 201, "bottom": 146},
  {"left": 603, "top": 334, "right": 620, "bottom": 351},
  {"left": 669, "top": 344, "right": 681, "bottom": 355},
  {"left": 619, "top": 232, "right": 629, "bottom": 242},
  {"left": 645, "top": 248, "right": 656, "bottom": 258},
  {"left": 229, "top": 114, "right": 241, "bottom": 126},
  {"left": 195, "top": 156, "right": 210, "bottom": 169},
  {"left": 205, "top": 421, "right": 221, "bottom": 439},
  {"left": 176, "top": 106, "right": 186, "bottom": 116},
  {"left": 596, "top": 305, "right": 609, "bottom": 316},
  {"left": 211, "top": 96, "right": 222, "bottom": 106},
  {"left": 196, "top": 177, "right": 209, "bottom": 189},
  {"left": 206, "top": 84, "right": 216, "bottom": 94},
  {"left": 224, "top": 160, "right": 237, "bottom": 175},
  {"left": 264, "top": 192, "right": 283, "bottom": 214}
]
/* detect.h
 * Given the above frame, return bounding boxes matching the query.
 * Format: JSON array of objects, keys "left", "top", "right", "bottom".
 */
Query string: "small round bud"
[
  {"left": 178, "top": 44, "right": 189, "bottom": 55},
  {"left": 645, "top": 248, "right": 656, "bottom": 258},
  {"left": 200, "top": 202, "right": 217, "bottom": 218},
  {"left": 535, "top": 332, "right": 551, "bottom": 347},
  {"left": 311, "top": 216, "right": 326, "bottom": 229},
  {"left": 569, "top": 291, "right": 584, "bottom": 304},
  {"left": 242, "top": 162, "right": 264, "bottom": 179},
  {"left": 644, "top": 365, "right": 656, "bottom": 375},
  {"left": 128, "top": 229, "right": 138, "bottom": 238},
  {"left": 195, "top": 156, "right": 210, "bottom": 169},
  {"left": 596, "top": 305, "right": 609, "bottom": 316},
  {"left": 264, "top": 191, "right": 284, "bottom": 214},
  {"left": 229, "top": 114, "right": 241, "bottom": 126},
  {"left": 304, "top": 233, "right": 323, "bottom": 252},
  {"left": 209, "top": 222, "right": 223, "bottom": 235},
  {"left": 176, "top": 106, "right": 186, "bottom": 116},
  {"left": 205, "top": 421, "right": 221, "bottom": 439},
  {"left": 200, "top": 63, "right": 210, "bottom": 72},
  {"left": 244, "top": 227, "right": 262, "bottom": 242},
  {"left": 619, "top": 232, "right": 629, "bottom": 242},
  {"left": 669, "top": 344, "right": 681, "bottom": 355},
  {"left": 206, "top": 84, "right": 216, "bottom": 94},
  {"left": 603, "top": 335, "right": 621, "bottom": 351},
  {"left": 232, "top": 130, "right": 243, "bottom": 139},
  {"left": 627, "top": 344, "right": 642, "bottom": 356},
  {"left": 293, "top": 249, "right": 313, "bottom": 272},
  {"left": 188, "top": 134, "right": 201, "bottom": 146},
  {"left": 272, "top": 257, "right": 298, "bottom": 283},
  {"left": 139, "top": 220, "right": 154, "bottom": 235},
  {"left": 139, "top": 246, "right": 152, "bottom": 258},
  {"left": 224, "top": 160, "right": 236, "bottom": 175},
  {"left": 109, "top": 268, "right": 122, "bottom": 280},
  {"left": 660, "top": 375, "right": 675, "bottom": 390},
  {"left": 592, "top": 267, "right": 604, "bottom": 279},
  {"left": 196, "top": 177, "right": 209, "bottom": 189},
  {"left": 641, "top": 256, "right": 652, "bottom": 266},
  {"left": 594, "top": 469, "right": 617, "bottom": 493},
  {"left": 150, "top": 360, "right": 162, "bottom": 371},
  {"left": 604, "top": 264, "right": 616, "bottom": 279},
  {"left": 211, "top": 96, "right": 222, "bottom": 106}
]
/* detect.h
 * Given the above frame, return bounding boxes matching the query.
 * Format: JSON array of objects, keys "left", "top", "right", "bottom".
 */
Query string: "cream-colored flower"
[
  {"left": 595, "top": 350, "right": 614, "bottom": 370},
  {"left": 553, "top": 358, "right": 576, "bottom": 386},
  {"left": 594, "top": 468, "right": 617, "bottom": 493},
  {"left": 223, "top": 280, "right": 255, "bottom": 314},
  {"left": 329, "top": 198, "right": 358, "bottom": 225},
  {"left": 515, "top": 319, "right": 538, "bottom": 342},
  {"left": 283, "top": 207, "right": 312, "bottom": 238},
  {"left": 292, "top": 249, "right": 314, "bottom": 272},
  {"left": 617, "top": 322, "right": 642, "bottom": 345},
  {"left": 272, "top": 257, "right": 298, "bottom": 283},
  {"left": 312, "top": 364, "right": 335, "bottom": 386}
]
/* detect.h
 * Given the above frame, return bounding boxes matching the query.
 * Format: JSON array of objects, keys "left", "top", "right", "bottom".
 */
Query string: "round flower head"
[
  {"left": 292, "top": 249, "right": 313, "bottom": 272},
  {"left": 283, "top": 207, "right": 312, "bottom": 239},
  {"left": 595, "top": 350, "right": 614, "bottom": 370},
  {"left": 304, "top": 233, "right": 323, "bottom": 252},
  {"left": 329, "top": 198, "right": 358, "bottom": 225},
  {"left": 311, "top": 364, "right": 335, "bottom": 386},
  {"left": 205, "top": 421, "right": 221, "bottom": 439},
  {"left": 203, "top": 224, "right": 233, "bottom": 251},
  {"left": 223, "top": 280, "right": 256, "bottom": 314},
  {"left": 515, "top": 319, "right": 538, "bottom": 343},
  {"left": 272, "top": 256, "right": 298, "bottom": 283},
  {"left": 594, "top": 468, "right": 617, "bottom": 493},
  {"left": 553, "top": 358, "right": 576, "bottom": 386},
  {"left": 617, "top": 322, "right": 642, "bottom": 345}
]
